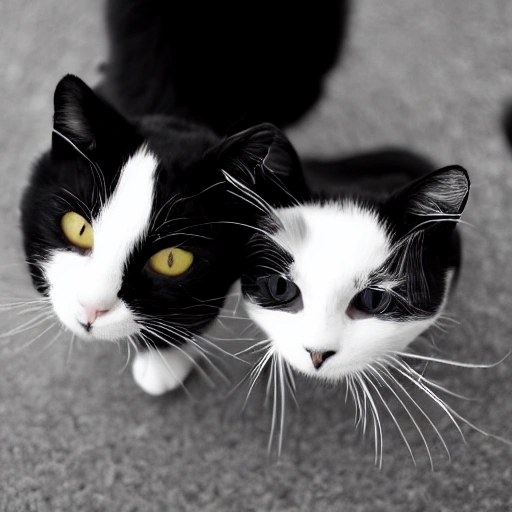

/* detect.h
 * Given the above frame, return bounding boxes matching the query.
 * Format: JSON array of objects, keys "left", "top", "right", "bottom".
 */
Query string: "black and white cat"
[
  {"left": 20, "top": 0, "right": 353, "bottom": 394},
  {"left": 21, "top": 73, "right": 308, "bottom": 394},
  {"left": 241, "top": 165, "right": 470, "bottom": 382}
]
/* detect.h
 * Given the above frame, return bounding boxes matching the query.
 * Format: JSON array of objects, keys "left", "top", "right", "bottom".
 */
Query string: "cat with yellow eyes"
[{"left": 20, "top": 75, "right": 307, "bottom": 395}]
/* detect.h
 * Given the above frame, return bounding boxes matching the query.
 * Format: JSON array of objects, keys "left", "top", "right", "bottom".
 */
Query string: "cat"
[
  {"left": 20, "top": 72, "right": 311, "bottom": 395},
  {"left": 240, "top": 163, "right": 470, "bottom": 421},
  {"left": 241, "top": 164, "right": 470, "bottom": 376}
]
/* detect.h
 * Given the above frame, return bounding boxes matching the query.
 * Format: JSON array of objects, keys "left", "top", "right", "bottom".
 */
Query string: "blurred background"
[{"left": 1, "top": 0, "right": 511, "bottom": 510}]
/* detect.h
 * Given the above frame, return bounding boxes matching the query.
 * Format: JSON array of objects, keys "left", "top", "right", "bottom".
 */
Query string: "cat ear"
[
  {"left": 52, "top": 74, "right": 131, "bottom": 153},
  {"left": 386, "top": 165, "right": 470, "bottom": 234},
  {"left": 215, "top": 123, "right": 307, "bottom": 208}
]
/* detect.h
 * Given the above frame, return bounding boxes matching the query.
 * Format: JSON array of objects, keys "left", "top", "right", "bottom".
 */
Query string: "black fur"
[{"left": 99, "top": 0, "right": 349, "bottom": 134}]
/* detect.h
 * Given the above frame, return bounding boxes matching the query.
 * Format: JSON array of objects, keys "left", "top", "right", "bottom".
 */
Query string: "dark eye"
[
  {"left": 353, "top": 288, "right": 392, "bottom": 315},
  {"left": 266, "top": 275, "right": 300, "bottom": 304}
]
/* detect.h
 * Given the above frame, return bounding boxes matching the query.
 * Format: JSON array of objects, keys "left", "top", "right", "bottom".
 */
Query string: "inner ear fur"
[{"left": 386, "top": 165, "right": 470, "bottom": 233}]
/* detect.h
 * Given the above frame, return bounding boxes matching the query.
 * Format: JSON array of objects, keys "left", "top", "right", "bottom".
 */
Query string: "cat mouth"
[
  {"left": 305, "top": 349, "right": 336, "bottom": 370},
  {"left": 78, "top": 321, "right": 93, "bottom": 333}
]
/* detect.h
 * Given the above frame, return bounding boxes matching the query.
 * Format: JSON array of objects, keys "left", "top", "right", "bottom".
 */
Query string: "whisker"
[
  {"left": 393, "top": 358, "right": 512, "bottom": 447},
  {"left": 141, "top": 321, "right": 232, "bottom": 383},
  {"left": 391, "top": 360, "right": 466, "bottom": 443},
  {"left": 15, "top": 321, "right": 59, "bottom": 353},
  {"left": 364, "top": 371, "right": 417, "bottom": 468},
  {"left": 395, "top": 351, "right": 510, "bottom": 369},
  {"left": 235, "top": 339, "right": 271, "bottom": 357},
  {"left": 267, "top": 356, "right": 278, "bottom": 453},
  {"left": 355, "top": 373, "right": 383, "bottom": 468},
  {"left": 276, "top": 353, "right": 286, "bottom": 456},
  {"left": 242, "top": 346, "right": 274, "bottom": 410},
  {"left": 0, "top": 311, "right": 55, "bottom": 340},
  {"left": 38, "top": 325, "right": 66, "bottom": 354},
  {"left": 66, "top": 334, "right": 76, "bottom": 364},
  {"left": 376, "top": 361, "right": 451, "bottom": 463},
  {"left": 369, "top": 364, "right": 435, "bottom": 469}
]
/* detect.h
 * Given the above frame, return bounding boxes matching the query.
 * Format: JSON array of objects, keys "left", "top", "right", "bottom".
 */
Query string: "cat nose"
[
  {"left": 80, "top": 303, "right": 110, "bottom": 326},
  {"left": 306, "top": 349, "right": 336, "bottom": 370}
]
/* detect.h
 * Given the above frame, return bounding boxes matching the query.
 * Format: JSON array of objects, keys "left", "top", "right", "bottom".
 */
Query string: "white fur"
[
  {"left": 132, "top": 346, "right": 196, "bottom": 395},
  {"left": 245, "top": 202, "right": 441, "bottom": 382},
  {"left": 44, "top": 145, "right": 157, "bottom": 341}
]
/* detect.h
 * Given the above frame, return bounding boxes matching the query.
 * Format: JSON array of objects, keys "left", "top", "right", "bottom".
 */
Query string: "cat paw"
[{"left": 132, "top": 347, "right": 195, "bottom": 396}]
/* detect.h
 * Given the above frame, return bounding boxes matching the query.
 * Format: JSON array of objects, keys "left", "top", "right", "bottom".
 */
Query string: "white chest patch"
[{"left": 44, "top": 146, "right": 158, "bottom": 341}]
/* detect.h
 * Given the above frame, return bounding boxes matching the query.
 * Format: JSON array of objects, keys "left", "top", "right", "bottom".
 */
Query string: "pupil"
[
  {"left": 79, "top": 224, "right": 86, "bottom": 236},
  {"left": 275, "top": 277, "right": 288, "bottom": 297},
  {"left": 167, "top": 251, "right": 174, "bottom": 267},
  {"left": 371, "top": 290, "right": 382, "bottom": 309}
]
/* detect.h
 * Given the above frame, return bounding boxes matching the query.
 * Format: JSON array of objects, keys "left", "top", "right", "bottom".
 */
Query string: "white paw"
[{"left": 132, "top": 346, "right": 195, "bottom": 396}]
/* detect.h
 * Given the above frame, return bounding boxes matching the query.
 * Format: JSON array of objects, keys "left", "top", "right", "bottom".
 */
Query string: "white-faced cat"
[{"left": 241, "top": 166, "right": 470, "bottom": 382}]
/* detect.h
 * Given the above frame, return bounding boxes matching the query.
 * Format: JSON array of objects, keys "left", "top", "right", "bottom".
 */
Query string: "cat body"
[{"left": 100, "top": 0, "right": 347, "bottom": 133}]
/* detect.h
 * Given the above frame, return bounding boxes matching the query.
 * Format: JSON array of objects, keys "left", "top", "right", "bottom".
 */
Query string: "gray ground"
[{"left": 1, "top": 1, "right": 511, "bottom": 511}]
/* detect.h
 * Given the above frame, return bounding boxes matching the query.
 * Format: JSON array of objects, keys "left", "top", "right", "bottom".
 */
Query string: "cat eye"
[
  {"left": 149, "top": 247, "right": 194, "bottom": 277},
  {"left": 61, "top": 212, "right": 94, "bottom": 249},
  {"left": 352, "top": 288, "right": 392, "bottom": 315},
  {"left": 255, "top": 274, "right": 303, "bottom": 312},
  {"left": 267, "top": 275, "right": 300, "bottom": 304}
]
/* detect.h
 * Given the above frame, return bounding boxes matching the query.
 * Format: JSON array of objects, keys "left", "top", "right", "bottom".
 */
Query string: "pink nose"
[{"left": 82, "top": 305, "right": 110, "bottom": 325}]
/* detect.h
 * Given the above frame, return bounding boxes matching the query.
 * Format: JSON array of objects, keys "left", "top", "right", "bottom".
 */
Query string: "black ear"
[
  {"left": 385, "top": 165, "right": 470, "bottom": 234},
  {"left": 215, "top": 123, "right": 307, "bottom": 208},
  {"left": 52, "top": 74, "right": 131, "bottom": 153}
]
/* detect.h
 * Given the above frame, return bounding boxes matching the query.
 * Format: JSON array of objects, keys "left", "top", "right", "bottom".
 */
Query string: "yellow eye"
[
  {"left": 61, "top": 212, "right": 94, "bottom": 249},
  {"left": 149, "top": 247, "right": 194, "bottom": 276}
]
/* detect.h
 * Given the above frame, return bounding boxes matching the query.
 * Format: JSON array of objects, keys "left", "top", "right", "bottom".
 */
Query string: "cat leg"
[{"left": 132, "top": 345, "right": 195, "bottom": 396}]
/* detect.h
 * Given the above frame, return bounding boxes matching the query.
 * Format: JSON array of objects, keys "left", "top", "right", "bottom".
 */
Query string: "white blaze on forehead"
[
  {"left": 274, "top": 202, "right": 390, "bottom": 303},
  {"left": 77, "top": 145, "right": 158, "bottom": 307}
]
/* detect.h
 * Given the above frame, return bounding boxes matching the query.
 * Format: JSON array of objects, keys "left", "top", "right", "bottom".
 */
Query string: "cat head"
[
  {"left": 241, "top": 166, "right": 470, "bottom": 381},
  {"left": 21, "top": 75, "right": 304, "bottom": 345}
]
